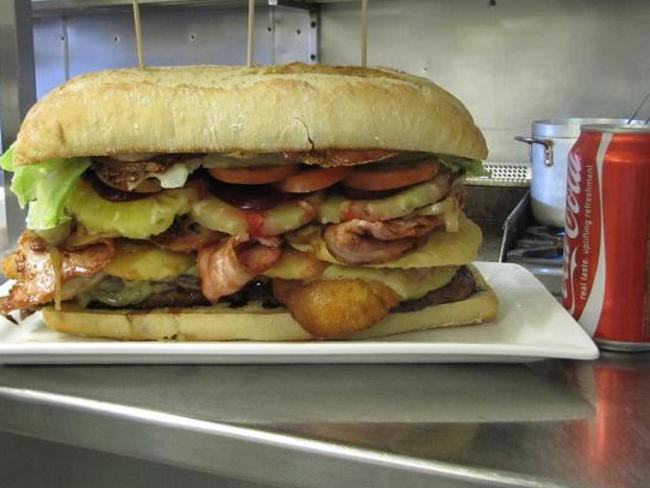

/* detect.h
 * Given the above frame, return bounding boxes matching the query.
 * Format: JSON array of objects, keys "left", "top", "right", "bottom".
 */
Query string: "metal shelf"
[{"left": 31, "top": 0, "right": 321, "bottom": 16}]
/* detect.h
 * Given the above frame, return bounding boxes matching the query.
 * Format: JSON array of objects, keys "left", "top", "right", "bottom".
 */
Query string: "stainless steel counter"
[{"left": 0, "top": 353, "right": 648, "bottom": 487}]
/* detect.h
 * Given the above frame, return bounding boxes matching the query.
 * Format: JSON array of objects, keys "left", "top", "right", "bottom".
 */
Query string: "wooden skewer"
[
  {"left": 132, "top": 0, "right": 145, "bottom": 69},
  {"left": 247, "top": 0, "right": 255, "bottom": 67},
  {"left": 361, "top": 0, "right": 368, "bottom": 67}
]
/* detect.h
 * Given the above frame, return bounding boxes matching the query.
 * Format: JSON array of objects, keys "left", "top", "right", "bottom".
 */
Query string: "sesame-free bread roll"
[{"left": 14, "top": 63, "right": 488, "bottom": 166}]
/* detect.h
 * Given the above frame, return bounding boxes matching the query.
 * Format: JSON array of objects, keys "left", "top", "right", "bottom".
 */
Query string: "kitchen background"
[{"left": 1, "top": 2, "right": 649, "bottom": 487}]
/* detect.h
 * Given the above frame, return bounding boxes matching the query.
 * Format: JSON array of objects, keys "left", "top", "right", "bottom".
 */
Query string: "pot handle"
[{"left": 514, "top": 136, "right": 554, "bottom": 167}]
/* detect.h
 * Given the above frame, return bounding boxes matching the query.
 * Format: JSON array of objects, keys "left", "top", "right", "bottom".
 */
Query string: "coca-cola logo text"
[
  {"left": 562, "top": 147, "right": 600, "bottom": 320},
  {"left": 563, "top": 153, "right": 581, "bottom": 314}
]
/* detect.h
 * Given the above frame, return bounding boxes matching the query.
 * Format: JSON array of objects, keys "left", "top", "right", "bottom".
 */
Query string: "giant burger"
[{"left": 0, "top": 63, "right": 497, "bottom": 340}]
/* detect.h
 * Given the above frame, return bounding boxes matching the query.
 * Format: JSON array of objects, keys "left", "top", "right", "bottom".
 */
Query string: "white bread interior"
[
  {"left": 42, "top": 267, "right": 498, "bottom": 342},
  {"left": 15, "top": 63, "right": 488, "bottom": 166}
]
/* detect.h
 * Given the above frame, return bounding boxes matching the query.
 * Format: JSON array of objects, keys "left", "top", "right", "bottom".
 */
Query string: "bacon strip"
[
  {"left": 197, "top": 235, "right": 282, "bottom": 302},
  {"left": 324, "top": 216, "right": 444, "bottom": 265},
  {"left": 152, "top": 217, "right": 224, "bottom": 254},
  {"left": 0, "top": 232, "right": 115, "bottom": 313}
]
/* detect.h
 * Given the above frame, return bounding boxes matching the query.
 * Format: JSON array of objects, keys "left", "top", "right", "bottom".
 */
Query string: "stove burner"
[{"left": 507, "top": 226, "right": 564, "bottom": 261}]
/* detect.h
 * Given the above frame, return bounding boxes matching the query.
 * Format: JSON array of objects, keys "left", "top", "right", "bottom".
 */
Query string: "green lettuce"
[
  {"left": 438, "top": 156, "right": 490, "bottom": 178},
  {"left": 0, "top": 144, "right": 90, "bottom": 230}
]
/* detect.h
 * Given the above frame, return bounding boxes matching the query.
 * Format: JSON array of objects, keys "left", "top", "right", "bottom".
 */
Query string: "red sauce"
[
  {"left": 342, "top": 201, "right": 371, "bottom": 222},
  {"left": 244, "top": 212, "right": 266, "bottom": 237}
]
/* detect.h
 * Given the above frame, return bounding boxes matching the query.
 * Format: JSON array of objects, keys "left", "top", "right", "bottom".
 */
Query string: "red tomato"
[
  {"left": 343, "top": 160, "right": 440, "bottom": 191},
  {"left": 208, "top": 165, "right": 299, "bottom": 185},
  {"left": 276, "top": 167, "right": 352, "bottom": 193}
]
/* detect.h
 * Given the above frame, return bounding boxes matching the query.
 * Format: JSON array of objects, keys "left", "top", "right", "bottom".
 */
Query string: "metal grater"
[{"left": 466, "top": 162, "right": 531, "bottom": 187}]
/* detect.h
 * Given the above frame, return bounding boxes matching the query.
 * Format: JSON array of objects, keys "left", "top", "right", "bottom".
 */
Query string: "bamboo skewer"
[
  {"left": 361, "top": 0, "right": 368, "bottom": 67},
  {"left": 247, "top": 0, "right": 255, "bottom": 67},
  {"left": 132, "top": 0, "right": 145, "bottom": 69}
]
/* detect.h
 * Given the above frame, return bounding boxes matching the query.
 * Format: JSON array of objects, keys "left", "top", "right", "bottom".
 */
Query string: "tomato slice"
[
  {"left": 276, "top": 167, "right": 352, "bottom": 193},
  {"left": 208, "top": 164, "right": 299, "bottom": 185},
  {"left": 343, "top": 159, "right": 440, "bottom": 191}
]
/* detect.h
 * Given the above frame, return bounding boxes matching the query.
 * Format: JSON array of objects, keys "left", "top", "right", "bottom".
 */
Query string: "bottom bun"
[{"left": 42, "top": 268, "right": 498, "bottom": 341}]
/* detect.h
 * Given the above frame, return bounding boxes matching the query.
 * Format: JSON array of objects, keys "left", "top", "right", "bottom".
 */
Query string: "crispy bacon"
[
  {"left": 91, "top": 154, "right": 203, "bottom": 192},
  {"left": 197, "top": 235, "right": 282, "bottom": 302},
  {"left": 324, "top": 216, "right": 444, "bottom": 265},
  {"left": 0, "top": 232, "right": 115, "bottom": 313},
  {"left": 92, "top": 158, "right": 169, "bottom": 193},
  {"left": 152, "top": 217, "right": 225, "bottom": 254}
]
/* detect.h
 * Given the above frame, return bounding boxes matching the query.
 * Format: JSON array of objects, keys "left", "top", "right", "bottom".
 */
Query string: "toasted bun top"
[{"left": 14, "top": 63, "right": 488, "bottom": 166}]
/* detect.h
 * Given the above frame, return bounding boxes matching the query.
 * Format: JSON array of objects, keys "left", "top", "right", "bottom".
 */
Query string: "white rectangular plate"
[{"left": 0, "top": 262, "right": 598, "bottom": 364}]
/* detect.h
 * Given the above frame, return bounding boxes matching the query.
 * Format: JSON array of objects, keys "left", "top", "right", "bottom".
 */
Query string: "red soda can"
[{"left": 562, "top": 124, "right": 650, "bottom": 351}]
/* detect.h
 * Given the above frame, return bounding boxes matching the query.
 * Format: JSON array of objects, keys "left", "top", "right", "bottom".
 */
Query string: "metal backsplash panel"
[
  {"left": 320, "top": 0, "right": 650, "bottom": 163},
  {"left": 32, "top": 4, "right": 317, "bottom": 99},
  {"left": 33, "top": 15, "right": 66, "bottom": 99}
]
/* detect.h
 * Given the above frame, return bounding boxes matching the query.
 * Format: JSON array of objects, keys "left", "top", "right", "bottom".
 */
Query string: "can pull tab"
[{"left": 514, "top": 136, "right": 554, "bottom": 166}]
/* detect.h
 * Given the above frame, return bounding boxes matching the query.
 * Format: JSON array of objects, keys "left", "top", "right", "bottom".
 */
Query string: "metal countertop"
[{"left": 0, "top": 353, "right": 648, "bottom": 488}]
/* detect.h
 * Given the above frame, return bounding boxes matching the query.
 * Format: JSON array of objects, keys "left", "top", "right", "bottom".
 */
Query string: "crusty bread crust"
[
  {"left": 14, "top": 63, "right": 488, "bottom": 166},
  {"left": 42, "top": 268, "right": 498, "bottom": 341}
]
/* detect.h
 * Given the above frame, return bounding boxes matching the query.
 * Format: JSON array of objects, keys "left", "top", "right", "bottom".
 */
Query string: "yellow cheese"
[
  {"left": 105, "top": 241, "right": 194, "bottom": 281},
  {"left": 321, "top": 265, "right": 457, "bottom": 300},
  {"left": 263, "top": 249, "right": 327, "bottom": 280}
]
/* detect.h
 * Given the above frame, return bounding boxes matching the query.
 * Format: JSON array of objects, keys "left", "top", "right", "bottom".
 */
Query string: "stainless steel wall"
[
  {"left": 32, "top": 4, "right": 315, "bottom": 97},
  {"left": 319, "top": 0, "right": 650, "bottom": 163}
]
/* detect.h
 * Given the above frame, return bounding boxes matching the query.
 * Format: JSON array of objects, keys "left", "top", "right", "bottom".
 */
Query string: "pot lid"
[
  {"left": 581, "top": 123, "right": 650, "bottom": 134},
  {"left": 532, "top": 118, "right": 645, "bottom": 138}
]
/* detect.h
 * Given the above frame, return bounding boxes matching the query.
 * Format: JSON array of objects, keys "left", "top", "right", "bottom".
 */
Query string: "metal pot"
[{"left": 515, "top": 118, "right": 638, "bottom": 228}]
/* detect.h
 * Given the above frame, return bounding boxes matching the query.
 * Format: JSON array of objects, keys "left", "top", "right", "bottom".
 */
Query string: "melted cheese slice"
[
  {"left": 287, "top": 213, "right": 482, "bottom": 269},
  {"left": 322, "top": 265, "right": 458, "bottom": 300},
  {"left": 262, "top": 249, "right": 459, "bottom": 300},
  {"left": 105, "top": 241, "right": 194, "bottom": 281}
]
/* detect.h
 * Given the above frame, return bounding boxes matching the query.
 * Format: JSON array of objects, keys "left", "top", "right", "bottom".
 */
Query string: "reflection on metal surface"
[
  {"left": 563, "top": 355, "right": 650, "bottom": 488},
  {"left": 0, "top": 358, "right": 648, "bottom": 487},
  {"left": 0, "top": 364, "right": 592, "bottom": 423},
  {"left": 0, "top": 385, "right": 562, "bottom": 488}
]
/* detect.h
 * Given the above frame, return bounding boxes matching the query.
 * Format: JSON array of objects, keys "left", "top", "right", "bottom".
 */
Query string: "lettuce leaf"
[
  {"left": 438, "top": 156, "right": 490, "bottom": 178},
  {"left": 0, "top": 144, "right": 90, "bottom": 230}
]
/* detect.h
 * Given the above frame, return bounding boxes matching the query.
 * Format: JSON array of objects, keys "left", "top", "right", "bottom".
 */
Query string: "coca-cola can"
[{"left": 562, "top": 124, "right": 650, "bottom": 351}]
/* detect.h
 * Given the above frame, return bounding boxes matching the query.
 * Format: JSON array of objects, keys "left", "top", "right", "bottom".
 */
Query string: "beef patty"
[
  {"left": 391, "top": 266, "right": 477, "bottom": 313},
  {"left": 89, "top": 267, "right": 476, "bottom": 312}
]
